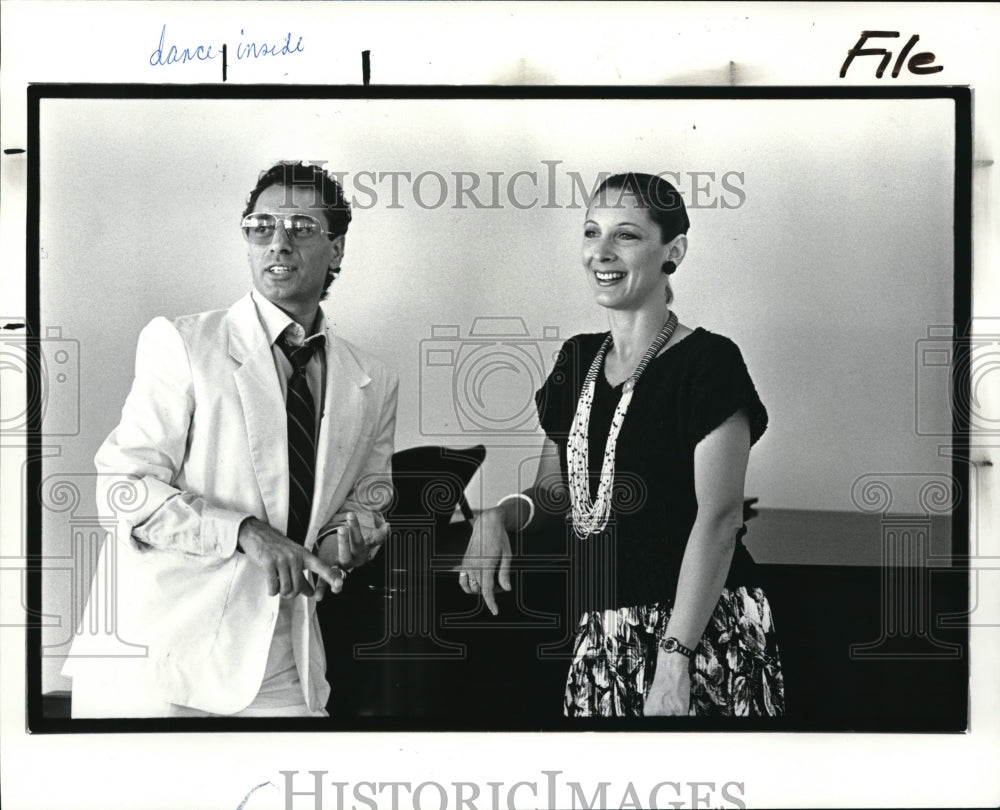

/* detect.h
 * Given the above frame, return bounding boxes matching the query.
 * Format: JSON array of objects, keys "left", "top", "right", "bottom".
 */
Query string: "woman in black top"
[{"left": 458, "top": 172, "right": 784, "bottom": 717}]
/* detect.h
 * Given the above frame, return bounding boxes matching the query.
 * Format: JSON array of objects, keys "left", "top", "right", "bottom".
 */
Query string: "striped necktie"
[{"left": 277, "top": 334, "right": 324, "bottom": 544}]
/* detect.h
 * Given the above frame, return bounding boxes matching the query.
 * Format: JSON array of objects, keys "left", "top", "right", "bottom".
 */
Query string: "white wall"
[{"left": 37, "top": 96, "right": 955, "bottom": 689}]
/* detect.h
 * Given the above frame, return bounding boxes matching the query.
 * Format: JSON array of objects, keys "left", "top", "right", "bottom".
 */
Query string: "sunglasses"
[{"left": 240, "top": 213, "right": 333, "bottom": 244}]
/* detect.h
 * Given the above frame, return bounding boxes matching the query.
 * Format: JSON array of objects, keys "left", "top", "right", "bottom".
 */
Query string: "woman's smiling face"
[{"left": 582, "top": 194, "right": 676, "bottom": 312}]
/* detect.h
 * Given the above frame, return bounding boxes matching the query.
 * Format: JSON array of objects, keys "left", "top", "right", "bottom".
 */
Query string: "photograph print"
[{"left": 25, "top": 86, "right": 969, "bottom": 732}]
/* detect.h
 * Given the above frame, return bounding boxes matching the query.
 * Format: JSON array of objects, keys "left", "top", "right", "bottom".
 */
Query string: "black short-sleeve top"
[{"left": 534, "top": 327, "right": 768, "bottom": 609}]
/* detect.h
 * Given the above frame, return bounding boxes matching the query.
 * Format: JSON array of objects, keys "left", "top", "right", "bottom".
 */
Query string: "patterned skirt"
[{"left": 564, "top": 586, "right": 785, "bottom": 717}]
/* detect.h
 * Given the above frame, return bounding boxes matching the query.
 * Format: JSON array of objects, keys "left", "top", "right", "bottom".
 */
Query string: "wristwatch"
[{"left": 659, "top": 636, "right": 694, "bottom": 658}]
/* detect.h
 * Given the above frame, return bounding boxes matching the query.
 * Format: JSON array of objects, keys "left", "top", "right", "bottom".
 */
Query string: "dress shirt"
[
  {"left": 243, "top": 291, "right": 330, "bottom": 712},
  {"left": 250, "top": 289, "right": 327, "bottom": 440}
]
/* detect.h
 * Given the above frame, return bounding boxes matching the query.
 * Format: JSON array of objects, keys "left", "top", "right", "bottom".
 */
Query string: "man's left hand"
[{"left": 314, "top": 512, "right": 389, "bottom": 600}]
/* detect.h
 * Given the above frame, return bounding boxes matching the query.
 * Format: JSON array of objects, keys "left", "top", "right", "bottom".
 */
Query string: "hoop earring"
[{"left": 662, "top": 260, "right": 677, "bottom": 275}]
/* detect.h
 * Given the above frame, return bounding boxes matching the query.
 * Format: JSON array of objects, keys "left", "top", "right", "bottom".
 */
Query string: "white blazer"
[{"left": 64, "top": 293, "right": 398, "bottom": 717}]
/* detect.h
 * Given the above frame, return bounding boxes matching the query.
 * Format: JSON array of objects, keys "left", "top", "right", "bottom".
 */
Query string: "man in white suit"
[{"left": 65, "top": 162, "right": 398, "bottom": 717}]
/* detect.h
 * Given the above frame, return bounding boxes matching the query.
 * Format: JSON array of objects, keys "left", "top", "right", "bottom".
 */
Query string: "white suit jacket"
[{"left": 64, "top": 293, "right": 398, "bottom": 717}]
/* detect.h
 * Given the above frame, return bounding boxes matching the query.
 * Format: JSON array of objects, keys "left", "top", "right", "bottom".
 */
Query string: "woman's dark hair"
[
  {"left": 243, "top": 162, "right": 352, "bottom": 298},
  {"left": 594, "top": 172, "right": 690, "bottom": 244}
]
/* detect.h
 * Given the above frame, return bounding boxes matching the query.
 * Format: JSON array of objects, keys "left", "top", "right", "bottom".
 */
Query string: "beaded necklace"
[{"left": 568, "top": 310, "right": 678, "bottom": 538}]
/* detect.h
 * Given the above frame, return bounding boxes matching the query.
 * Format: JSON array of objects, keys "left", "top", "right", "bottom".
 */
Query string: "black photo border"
[{"left": 24, "top": 82, "right": 973, "bottom": 735}]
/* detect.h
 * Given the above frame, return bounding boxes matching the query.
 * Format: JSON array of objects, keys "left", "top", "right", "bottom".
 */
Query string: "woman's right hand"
[{"left": 457, "top": 506, "right": 512, "bottom": 615}]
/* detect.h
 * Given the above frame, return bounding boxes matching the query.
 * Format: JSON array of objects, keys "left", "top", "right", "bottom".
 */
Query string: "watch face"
[{"left": 663, "top": 638, "right": 677, "bottom": 651}]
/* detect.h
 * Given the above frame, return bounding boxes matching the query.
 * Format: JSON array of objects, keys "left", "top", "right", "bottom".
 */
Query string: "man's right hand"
[{"left": 237, "top": 517, "right": 344, "bottom": 598}]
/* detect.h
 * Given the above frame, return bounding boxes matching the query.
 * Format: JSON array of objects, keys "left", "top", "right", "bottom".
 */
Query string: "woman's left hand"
[{"left": 643, "top": 655, "right": 692, "bottom": 716}]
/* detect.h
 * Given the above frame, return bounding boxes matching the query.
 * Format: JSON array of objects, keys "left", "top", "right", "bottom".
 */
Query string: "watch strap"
[{"left": 660, "top": 636, "right": 694, "bottom": 658}]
